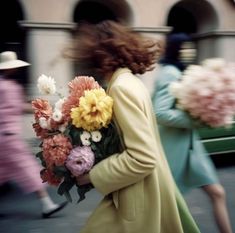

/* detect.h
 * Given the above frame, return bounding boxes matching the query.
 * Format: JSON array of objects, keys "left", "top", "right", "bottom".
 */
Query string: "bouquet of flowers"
[
  {"left": 169, "top": 58, "right": 235, "bottom": 128},
  {"left": 31, "top": 75, "right": 121, "bottom": 203}
]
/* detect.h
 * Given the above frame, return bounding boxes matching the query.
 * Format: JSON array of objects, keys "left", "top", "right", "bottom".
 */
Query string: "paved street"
[
  {"left": 0, "top": 114, "right": 234, "bottom": 233},
  {"left": 1, "top": 166, "right": 234, "bottom": 233}
]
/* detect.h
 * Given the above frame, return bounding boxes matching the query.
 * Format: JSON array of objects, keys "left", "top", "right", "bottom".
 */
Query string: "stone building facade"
[{"left": 0, "top": 0, "right": 235, "bottom": 97}]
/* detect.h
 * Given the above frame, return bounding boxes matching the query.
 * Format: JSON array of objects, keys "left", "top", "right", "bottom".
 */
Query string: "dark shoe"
[
  {"left": 0, "top": 182, "right": 13, "bottom": 196},
  {"left": 42, "top": 201, "right": 68, "bottom": 218}
]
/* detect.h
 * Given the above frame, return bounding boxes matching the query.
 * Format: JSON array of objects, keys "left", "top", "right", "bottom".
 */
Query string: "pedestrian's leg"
[
  {"left": 35, "top": 189, "right": 59, "bottom": 212},
  {"left": 202, "top": 184, "right": 233, "bottom": 233},
  {"left": 3, "top": 137, "right": 68, "bottom": 218},
  {"left": 35, "top": 189, "right": 68, "bottom": 218}
]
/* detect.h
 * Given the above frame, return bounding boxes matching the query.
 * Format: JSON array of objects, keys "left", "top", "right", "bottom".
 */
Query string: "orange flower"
[
  {"left": 62, "top": 95, "right": 80, "bottom": 121},
  {"left": 32, "top": 122, "right": 49, "bottom": 139},
  {"left": 68, "top": 76, "right": 100, "bottom": 95},
  {"left": 40, "top": 169, "right": 62, "bottom": 186},
  {"left": 62, "top": 76, "right": 100, "bottom": 121},
  {"left": 32, "top": 98, "right": 53, "bottom": 120},
  {"left": 50, "top": 118, "right": 64, "bottom": 130},
  {"left": 42, "top": 134, "right": 72, "bottom": 168}
]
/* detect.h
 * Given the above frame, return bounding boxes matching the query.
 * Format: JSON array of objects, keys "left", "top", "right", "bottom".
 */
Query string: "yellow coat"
[{"left": 80, "top": 68, "right": 200, "bottom": 233}]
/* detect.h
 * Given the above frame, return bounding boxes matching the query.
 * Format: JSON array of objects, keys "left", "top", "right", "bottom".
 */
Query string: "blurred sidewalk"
[{"left": 0, "top": 113, "right": 234, "bottom": 233}]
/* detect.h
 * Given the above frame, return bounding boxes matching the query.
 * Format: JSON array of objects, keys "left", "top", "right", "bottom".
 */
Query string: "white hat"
[{"left": 0, "top": 51, "right": 30, "bottom": 70}]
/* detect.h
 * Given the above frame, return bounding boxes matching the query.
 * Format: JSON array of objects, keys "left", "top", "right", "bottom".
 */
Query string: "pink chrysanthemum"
[
  {"left": 49, "top": 118, "right": 66, "bottom": 131},
  {"left": 68, "top": 76, "right": 100, "bottom": 95},
  {"left": 42, "top": 134, "right": 72, "bottom": 168},
  {"left": 32, "top": 98, "right": 53, "bottom": 120},
  {"left": 62, "top": 95, "right": 80, "bottom": 121},
  {"left": 65, "top": 146, "right": 95, "bottom": 177},
  {"left": 40, "top": 168, "right": 62, "bottom": 186},
  {"left": 62, "top": 76, "right": 100, "bottom": 121},
  {"left": 32, "top": 122, "right": 49, "bottom": 139}
]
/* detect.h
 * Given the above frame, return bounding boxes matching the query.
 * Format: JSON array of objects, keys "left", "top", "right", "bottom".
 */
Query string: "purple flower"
[{"left": 65, "top": 146, "right": 95, "bottom": 176}]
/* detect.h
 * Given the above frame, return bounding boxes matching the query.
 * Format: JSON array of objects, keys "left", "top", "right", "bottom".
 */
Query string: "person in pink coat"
[{"left": 0, "top": 51, "right": 68, "bottom": 218}]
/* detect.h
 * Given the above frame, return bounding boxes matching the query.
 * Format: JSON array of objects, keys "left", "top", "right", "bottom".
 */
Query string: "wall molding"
[
  {"left": 194, "top": 30, "right": 235, "bottom": 39},
  {"left": 19, "top": 21, "right": 76, "bottom": 30},
  {"left": 133, "top": 26, "right": 172, "bottom": 34}
]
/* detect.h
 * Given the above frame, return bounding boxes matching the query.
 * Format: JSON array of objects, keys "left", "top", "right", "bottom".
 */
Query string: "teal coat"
[{"left": 152, "top": 65, "right": 218, "bottom": 193}]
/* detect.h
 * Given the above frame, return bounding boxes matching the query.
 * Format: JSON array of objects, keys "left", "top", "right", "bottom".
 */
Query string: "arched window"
[
  {"left": 0, "top": 0, "right": 28, "bottom": 86},
  {"left": 167, "top": 0, "right": 218, "bottom": 34},
  {"left": 0, "top": 0, "right": 25, "bottom": 52},
  {"left": 71, "top": 0, "right": 133, "bottom": 77},
  {"left": 74, "top": 1, "right": 117, "bottom": 24},
  {"left": 168, "top": 6, "right": 197, "bottom": 33},
  {"left": 73, "top": 0, "right": 133, "bottom": 25}
]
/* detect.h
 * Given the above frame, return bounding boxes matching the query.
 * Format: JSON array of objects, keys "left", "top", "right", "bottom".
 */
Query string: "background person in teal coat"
[{"left": 152, "top": 33, "right": 233, "bottom": 233}]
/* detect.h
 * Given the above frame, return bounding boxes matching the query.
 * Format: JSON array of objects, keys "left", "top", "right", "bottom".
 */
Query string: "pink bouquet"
[
  {"left": 32, "top": 75, "right": 121, "bottom": 202},
  {"left": 169, "top": 58, "right": 235, "bottom": 128}
]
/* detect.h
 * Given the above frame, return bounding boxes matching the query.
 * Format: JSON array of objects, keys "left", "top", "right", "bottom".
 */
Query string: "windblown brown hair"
[{"left": 64, "top": 20, "right": 161, "bottom": 76}]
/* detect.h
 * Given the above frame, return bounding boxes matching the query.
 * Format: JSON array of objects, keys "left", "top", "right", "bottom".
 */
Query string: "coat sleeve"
[
  {"left": 89, "top": 84, "right": 158, "bottom": 196},
  {"left": 152, "top": 67, "right": 195, "bottom": 129}
]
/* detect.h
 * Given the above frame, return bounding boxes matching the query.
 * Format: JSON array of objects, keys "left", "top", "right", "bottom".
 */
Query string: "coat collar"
[{"left": 106, "top": 68, "right": 131, "bottom": 93}]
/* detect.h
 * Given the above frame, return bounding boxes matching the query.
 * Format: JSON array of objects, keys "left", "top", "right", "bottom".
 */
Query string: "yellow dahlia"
[
  {"left": 71, "top": 88, "right": 113, "bottom": 131},
  {"left": 62, "top": 76, "right": 100, "bottom": 121}
]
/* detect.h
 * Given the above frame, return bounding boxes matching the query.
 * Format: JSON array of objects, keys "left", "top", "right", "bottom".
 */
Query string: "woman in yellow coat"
[{"left": 65, "top": 20, "right": 200, "bottom": 233}]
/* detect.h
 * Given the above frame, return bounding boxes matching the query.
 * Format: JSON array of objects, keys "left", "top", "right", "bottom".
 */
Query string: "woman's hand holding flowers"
[{"left": 76, "top": 173, "right": 91, "bottom": 186}]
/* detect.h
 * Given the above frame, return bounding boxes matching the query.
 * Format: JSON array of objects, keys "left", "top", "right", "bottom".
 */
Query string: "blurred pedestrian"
[
  {"left": 64, "top": 20, "right": 201, "bottom": 233},
  {"left": 0, "top": 51, "right": 68, "bottom": 218},
  {"left": 152, "top": 33, "right": 233, "bottom": 233}
]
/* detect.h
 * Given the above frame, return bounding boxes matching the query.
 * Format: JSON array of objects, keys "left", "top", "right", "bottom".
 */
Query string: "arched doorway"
[
  {"left": 0, "top": 0, "right": 28, "bottom": 87},
  {"left": 72, "top": 0, "right": 133, "bottom": 77},
  {"left": 73, "top": 0, "right": 133, "bottom": 25},
  {"left": 167, "top": 0, "right": 218, "bottom": 34},
  {"left": 166, "top": 0, "right": 219, "bottom": 61}
]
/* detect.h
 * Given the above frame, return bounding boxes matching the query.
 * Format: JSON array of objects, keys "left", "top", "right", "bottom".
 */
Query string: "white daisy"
[
  {"left": 80, "top": 131, "right": 91, "bottom": 146},
  {"left": 38, "top": 117, "right": 50, "bottom": 129},
  {"left": 54, "top": 98, "right": 66, "bottom": 111},
  {"left": 52, "top": 110, "right": 63, "bottom": 122},
  {"left": 91, "top": 130, "right": 102, "bottom": 142},
  {"left": 58, "top": 123, "right": 68, "bottom": 133},
  {"left": 37, "top": 74, "right": 56, "bottom": 95}
]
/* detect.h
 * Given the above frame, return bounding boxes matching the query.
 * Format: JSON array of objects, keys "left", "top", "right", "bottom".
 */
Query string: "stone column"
[
  {"left": 195, "top": 30, "right": 235, "bottom": 62},
  {"left": 20, "top": 21, "right": 75, "bottom": 101}
]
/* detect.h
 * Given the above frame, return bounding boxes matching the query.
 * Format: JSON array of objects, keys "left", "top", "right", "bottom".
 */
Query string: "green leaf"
[
  {"left": 69, "top": 127, "right": 83, "bottom": 146},
  {"left": 41, "top": 160, "right": 47, "bottom": 168},
  {"left": 57, "top": 178, "right": 75, "bottom": 202},
  {"left": 63, "top": 190, "right": 73, "bottom": 203},
  {"left": 35, "top": 151, "right": 47, "bottom": 167},
  {"left": 39, "top": 141, "right": 43, "bottom": 148},
  {"left": 90, "top": 143, "right": 97, "bottom": 151},
  {"left": 63, "top": 125, "right": 72, "bottom": 136},
  {"left": 76, "top": 184, "right": 94, "bottom": 203},
  {"left": 53, "top": 165, "right": 69, "bottom": 178},
  {"left": 36, "top": 151, "right": 43, "bottom": 159}
]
